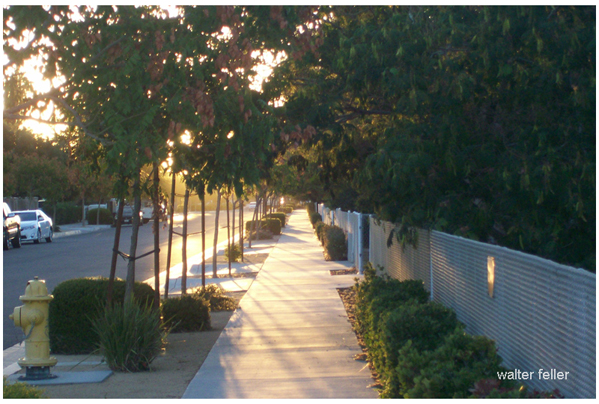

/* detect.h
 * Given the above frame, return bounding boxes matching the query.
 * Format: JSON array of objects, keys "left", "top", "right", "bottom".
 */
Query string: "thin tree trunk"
[
  {"left": 232, "top": 198, "right": 236, "bottom": 258},
  {"left": 200, "top": 185, "right": 206, "bottom": 288},
  {"left": 152, "top": 162, "right": 160, "bottom": 310},
  {"left": 164, "top": 171, "right": 176, "bottom": 299},
  {"left": 181, "top": 188, "right": 190, "bottom": 295},
  {"left": 107, "top": 199, "right": 125, "bottom": 306},
  {"left": 96, "top": 197, "right": 101, "bottom": 225},
  {"left": 125, "top": 175, "right": 142, "bottom": 304},
  {"left": 212, "top": 189, "right": 221, "bottom": 278},
  {"left": 226, "top": 194, "right": 231, "bottom": 277},
  {"left": 249, "top": 195, "right": 261, "bottom": 248},
  {"left": 81, "top": 193, "right": 86, "bottom": 226},
  {"left": 239, "top": 199, "right": 243, "bottom": 261}
]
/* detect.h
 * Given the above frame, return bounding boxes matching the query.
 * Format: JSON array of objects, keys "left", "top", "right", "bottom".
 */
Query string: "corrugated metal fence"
[
  {"left": 369, "top": 216, "right": 596, "bottom": 398},
  {"left": 313, "top": 204, "right": 595, "bottom": 397}
]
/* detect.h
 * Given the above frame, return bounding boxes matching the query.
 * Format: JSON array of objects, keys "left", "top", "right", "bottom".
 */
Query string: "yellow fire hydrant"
[{"left": 9, "top": 276, "right": 57, "bottom": 380}]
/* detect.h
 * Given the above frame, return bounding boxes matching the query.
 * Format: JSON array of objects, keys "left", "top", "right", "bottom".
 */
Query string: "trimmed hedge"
[
  {"left": 86, "top": 208, "right": 114, "bottom": 225},
  {"left": 353, "top": 263, "right": 514, "bottom": 398},
  {"left": 309, "top": 211, "right": 322, "bottom": 227},
  {"left": 245, "top": 218, "right": 281, "bottom": 235},
  {"left": 265, "top": 212, "right": 286, "bottom": 227},
  {"left": 161, "top": 295, "right": 210, "bottom": 333},
  {"left": 277, "top": 206, "right": 293, "bottom": 214},
  {"left": 315, "top": 221, "right": 327, "bottom": 243},
  {"left": 49, "top": 277, "right": 155, "bottom": 354},
  {"left": 323, "top": 225, "right": 347, "bottom": 261}
]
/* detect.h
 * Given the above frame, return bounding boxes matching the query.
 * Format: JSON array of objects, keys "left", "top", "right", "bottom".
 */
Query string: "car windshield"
[{"left": 17, "top": 212, "right": 37, "bottom": 221}]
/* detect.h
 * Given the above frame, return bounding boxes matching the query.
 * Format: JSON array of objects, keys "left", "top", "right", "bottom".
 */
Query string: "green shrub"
[
  {"left": 49, "top": 277, "right": 155, "bottom": 354},
  {"left": 3, "top": 377, "right": 45, "bottom": 398},
  {"left": 396, "top": 330, "right": 508, "bottom": 398},
  {"left": 245, "top": 219, "right": 281, "bottom": 235},
  {"left": 193, "top": 284, "right": 238, "bottom": 311},
  {"left": 224, "top": 243, "right": 242, "bottom": 262},
  {"left": 265, "top": 212, "right": 286, "bottom": 227},
  {"left": 309, "top": 211, "right": 322, "bottom": 227},
  {"left": 161, "top": 294, "right": 211, "bottom": 332},
  {"left": 378, "top": 302, "right": 461, "bottom": 397},
  {"left": 323, "top": 225, "right": 347, "bottom": 260},
  {"left": 86, "top": 208, "right": 114, "bottom": 225},
  {"left": 92, "top": 301, "right": 167, "bottom": 372},
  {"left": 54, "top": 201, "right": 82, "bottom": 225},
  {"left": 315, "top": 221, "right": 327, "bottom": 243},
  {"left": 278, "top": 206, "right": 293, "bottom": 214},
  {"left": 306, "top": 203, "right": 315, "bottom": 214}
]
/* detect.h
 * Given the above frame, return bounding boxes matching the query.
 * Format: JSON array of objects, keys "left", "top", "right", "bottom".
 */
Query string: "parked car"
[
  {"left": 14, "top": 209, "right": 53, "bottom": 244},
  {"left": 120, "top": 206, "right": 144, "bottom": 225},
  {"left": 3, "top": 203, "right": 21, "bottom": 250}
]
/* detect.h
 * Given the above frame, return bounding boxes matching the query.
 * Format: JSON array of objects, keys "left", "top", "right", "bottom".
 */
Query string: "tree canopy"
[{"left": 268, "top": 6, "right": 595, "bottom": 270}]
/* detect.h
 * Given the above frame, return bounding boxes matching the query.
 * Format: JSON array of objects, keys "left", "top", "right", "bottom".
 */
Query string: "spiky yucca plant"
[{"left": 92, "top": 302, "right": 167, "bottom": 372}]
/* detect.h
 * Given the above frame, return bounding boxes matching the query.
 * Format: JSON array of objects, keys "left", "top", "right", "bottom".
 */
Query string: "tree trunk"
[
  {"left": 239, "top": 199, "right": 243, "bottom": 260},
  {"left": 152, "top": 163, "right": 160, "bottom": 310},
  {"left": 226, "top": 194, "right": 231, "bottom": 277},
  {"left": 107, "top": 200, "right": 125, "bottom": 306},
  {"left": 96, "top": 197, "right": 101, "bottom": 225},
  {"left": 249, "top": 195, "right": 261, "bottom": 248},
  {"left": 125, "top": 174, "right": 142, "bottom": 304},
  {"left": 212, "top": 189, "right": 221, "bottom": 278},
  {"left": 232, "top": 198, "right": 236, "bottom": 257},
  {"left": 200, "top": 185, "right": 206, "bottom": 288},
  {"left": 81, "top": 193, "right": 86, "bottom": 226},
  {"left": 181, "top": 188, "right": 190, "bottom": 295},
  {"left": 164, "top": 171, "right": 176, "bottom": 299}
]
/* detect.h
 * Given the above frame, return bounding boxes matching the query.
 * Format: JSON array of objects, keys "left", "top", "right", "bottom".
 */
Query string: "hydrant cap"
[{"left": 19, "top": 277, "right": 53, "bottom": 302}]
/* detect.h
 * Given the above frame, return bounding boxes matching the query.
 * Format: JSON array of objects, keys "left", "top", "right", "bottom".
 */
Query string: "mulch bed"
[
  {"left": 330, "top": 268, "right": 358, "bottom": 275},
  {"left": 337, "top": 286, "right": 383, "bottom": 392}
]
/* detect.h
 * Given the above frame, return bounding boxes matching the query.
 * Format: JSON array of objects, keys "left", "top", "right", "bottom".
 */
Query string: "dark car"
[{"left": 3, "top": 202, "right": 21, "bottom": 250}]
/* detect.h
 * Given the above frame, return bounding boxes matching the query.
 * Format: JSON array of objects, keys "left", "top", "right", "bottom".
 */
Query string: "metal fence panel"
[{"left": 431, "top": 231, "right": 595, "bottom": 398}]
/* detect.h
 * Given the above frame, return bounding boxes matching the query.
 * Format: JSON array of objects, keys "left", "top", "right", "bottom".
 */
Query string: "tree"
[{"left": 269, "top": 6, "right": 595, "bottom": 271}]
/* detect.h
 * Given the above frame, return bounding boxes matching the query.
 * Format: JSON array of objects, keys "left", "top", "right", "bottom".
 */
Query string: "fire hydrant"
[{"left": 9, "top": 276, "right": 57, "bottom": 380}]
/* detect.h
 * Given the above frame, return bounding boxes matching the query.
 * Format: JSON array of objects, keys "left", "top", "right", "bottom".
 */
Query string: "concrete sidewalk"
[{"left": 182, "top": 210, "right": 377, "bottom": 399}]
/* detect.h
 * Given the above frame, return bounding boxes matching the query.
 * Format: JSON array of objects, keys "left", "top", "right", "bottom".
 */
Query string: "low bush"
[
  {"left": 3, "top": 377, "right": 45, "bottom": 398},
  {"left": 54, "top": 201, "right": 82, "bottom": 225},
  {"left": 161, "top": 294, "right": 211, "bottom": 332},
  {"left": 378, "top": 302, "right": 461, "bottom": 397},
  {"left": 93, "top": 301, "right": 167, "bottom": 372},
  {"left": 395, "top": 330, "right": 509, "bottom": 398},
  {"left": 49, "top": 277, "right": 155, "bottom": 354},
  {"left": 315, "top": 221, "right": 327, "bottom": 243},
  {"left": 245, "top": 219, "right": 281, "bottom": 235},
  {"left": 86, "top": 208, "right": 114, "bottom": 225},
  {"left": 323, "top": 225, "right": 347, "bottom": 261},
  {"left": 306, "top": 203, "right": 315, "bottom": 214},
  {"left": 193, "top": 284, "right": 238, "bottom": 311},
  {"left": 278, "top": 206, "right": 293, "bottom": 214},
  {"left": 224, "top": 243, "right": 242, "bottom": 262},
  {"left": 309, "top": 211, "right": 322, "bottom": 227},
  {"left": 353, "top": 264, "right": 514, "bottom": 398},
  {"left": 265, "top": 212, "right": 286, "bottom": 227}
]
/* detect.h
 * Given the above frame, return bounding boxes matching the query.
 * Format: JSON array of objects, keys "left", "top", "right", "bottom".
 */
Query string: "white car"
[{"left": 14, "top": 210, "right": 53, "bottom": 244}]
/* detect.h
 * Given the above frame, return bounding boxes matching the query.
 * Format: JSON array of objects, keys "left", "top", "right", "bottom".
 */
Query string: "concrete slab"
[
  {"left": 183, "top": 375, "right": 376, "bottom": 399},
  {"left": 183, "top": 210, "right": 376, "bottom": 399},
  {"left": 6, "top": 370, "right": 113, "bottom": 385}
]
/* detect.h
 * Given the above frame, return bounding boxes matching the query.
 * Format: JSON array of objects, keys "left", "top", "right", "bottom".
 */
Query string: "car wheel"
[
  {"left": 3, "top": 233, "right": 9, "bottom": 250},
  {"left": 12, "top": 229, "right": 21, "bottom": 249},
  {"left": 46, "top": 228, "right": 53, "bottom": 243},
  {"left": 34, "top": 228, "right": 41, "bottom": 244}
]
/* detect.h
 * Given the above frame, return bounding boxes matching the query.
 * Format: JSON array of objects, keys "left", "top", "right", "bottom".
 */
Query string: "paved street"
[{"left": 3, "top": 211, "right": 237, "bottom": 350}]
